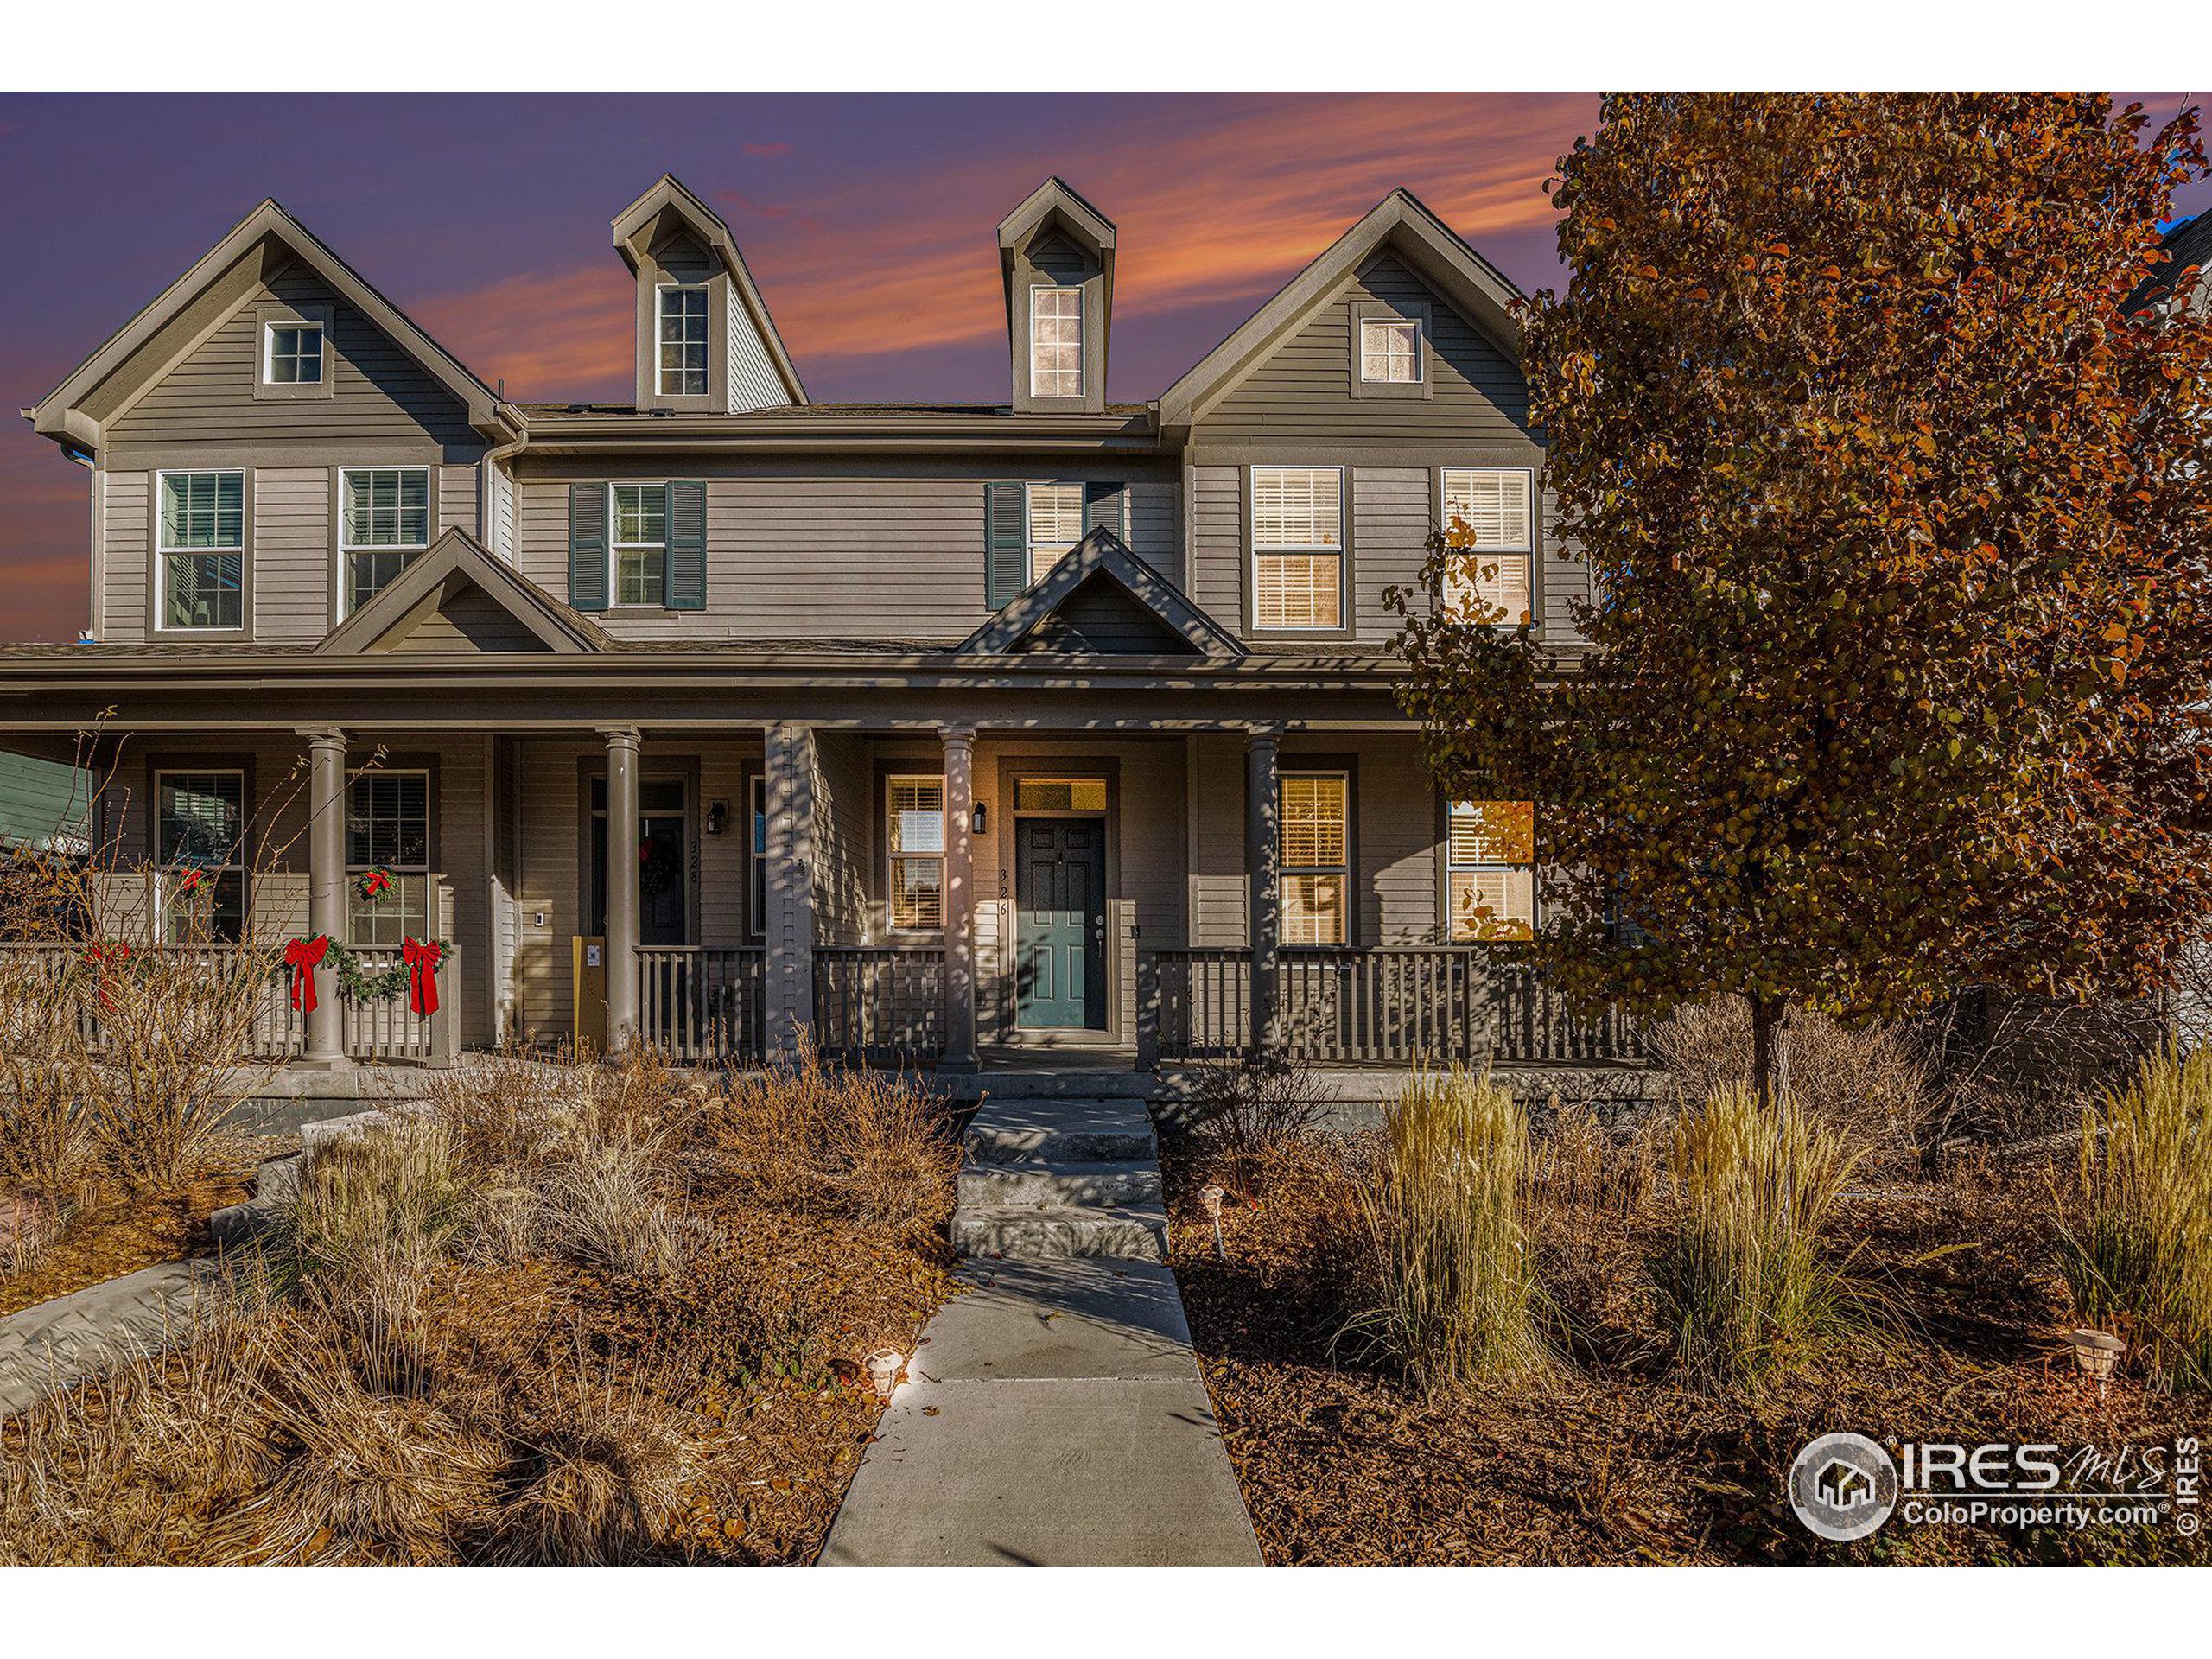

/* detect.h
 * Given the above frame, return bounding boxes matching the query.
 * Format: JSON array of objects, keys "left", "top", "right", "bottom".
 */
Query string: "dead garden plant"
[{"left": 1179, "top": 1052, "right": 1339, "bottom": 1200}]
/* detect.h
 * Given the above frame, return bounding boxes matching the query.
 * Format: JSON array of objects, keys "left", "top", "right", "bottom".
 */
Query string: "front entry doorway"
[
  {"left": 1014, "top": 816, "right": 1107, "bottom": 1029},
  {"left": 591, "top": 776, "right": 690, "bottom": 945}
]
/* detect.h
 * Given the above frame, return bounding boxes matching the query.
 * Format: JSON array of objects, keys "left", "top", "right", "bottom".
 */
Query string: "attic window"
[
  {"left": 658, "top": 285, "right": 709, "bottom": 397},
  {"left": 1359, "top": 318, "right": 1418, "bottom": 383},
  {"left": 1029, "top": 285, "right": 1084, "bottom": 398},
  {"left": 264, "top": 321, "right": 324, "bottom": 385}
]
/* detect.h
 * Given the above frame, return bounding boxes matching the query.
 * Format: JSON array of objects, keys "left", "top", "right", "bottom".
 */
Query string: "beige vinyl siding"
[
  {"left": 812, "top": 730, "right": 871, "bottom": 945},
  {"left": 1351, "top": 467, "right": 1431, "bottom": 643},
  {"left": 437, "top": 465, "right": 478, "bottom": 537},
  {"left": 1189, "top": 732, "right": 1249, "bottom": 949},
  {"left": 1348, "top": 734, "right": 1448, "bottom": 944},
  {"left": 99, "top": 469, "right": 151, "bottom": 644},
  {"left": 108, "top": 264, "right": 480, "bottom": 450},
  {"left": 251, "top": 467, "right": 333, "bottom": 643},
  {"left": 1192, "top": 253, "right": 1533, "bottom": 445},
  {"left": 725, "top": 282, "right": 792, "bottom": 411},
  {"left": 1187, "top": 467, "right": 1243, "bottom": 641},
  {"left": 512, "top": 462, "right": 1179, "bottom": 642}
]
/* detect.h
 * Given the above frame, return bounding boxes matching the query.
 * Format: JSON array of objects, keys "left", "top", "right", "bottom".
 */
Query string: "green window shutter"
[
  {"left": 1084, "top": 480, "right": 1128, "bottom": 543},
  {"left": 984, "top": 480, "right": 1028, "bottom": 609},
  {"left": 664, "top": 480, "right": 707, "bottom": 611},
  {"left": 568, "top": 482, "right": 609, "bottom": 613}
]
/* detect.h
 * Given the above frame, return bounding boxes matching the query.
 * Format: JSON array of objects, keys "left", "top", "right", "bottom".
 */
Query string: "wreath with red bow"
[{"left": 638, "top": 834, "right": 679, "bottom": 899}]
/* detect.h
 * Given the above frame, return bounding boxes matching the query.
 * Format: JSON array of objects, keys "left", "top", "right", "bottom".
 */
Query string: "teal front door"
[{"left": 1015, "top": 817, "right": 1107, "bottom": 1029}]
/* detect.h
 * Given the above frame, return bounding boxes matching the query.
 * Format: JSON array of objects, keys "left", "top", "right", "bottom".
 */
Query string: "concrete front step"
[
  {"left": 957, "top": 1160, "right": 1162, "bottom": 1211},
  {"left": 963, "top": 1097, "right": 1158, "bottom": 1166},
  {"left": 969, "top": 1067, "right": 1154, "bottom": 1100},
  {"left": 951, "top": 1203, "right": 1170, "bottom": 1262}
]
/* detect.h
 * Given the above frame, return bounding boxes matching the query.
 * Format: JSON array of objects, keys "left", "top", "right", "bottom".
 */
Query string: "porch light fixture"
[
  {"left": 2066, "top": 1328, "right": 2126, "bottom": 1391},
  {"left": 864, "top": 1349, "right": 906, "bottom": 1399},
  {"left": 972, "top": 802, "right": 988, "bottom": 835},
  {"left": 705, "top": 799, "right": 729, "bottom": 836}
]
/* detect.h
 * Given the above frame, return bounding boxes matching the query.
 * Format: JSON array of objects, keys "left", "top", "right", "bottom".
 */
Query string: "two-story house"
[{"left": 5, "top": 173, "right": 1635, "bottom": 1079}]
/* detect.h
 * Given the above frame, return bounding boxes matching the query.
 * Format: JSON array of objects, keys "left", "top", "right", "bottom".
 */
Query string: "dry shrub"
[
  {"left": 1182, "top": 1054, "right": 1337, "bottom": 1198},
  {"left": 705, "top": 1037, "right": 957, "bottom": 1236},
  {"left": 492, "top": 1361, "right": 701, "bottom": 1565},
  {"left": 1530, "top": 1098, "right": 1660, "bottom": 1220},
  {"left": 1656, "top": 1084, "right": 1861, "bottom": 1391},
  {"left": 542, "top": 1129, "right": 696, "bottom": 1281},
  {"left": 1351, "top": 1068, "right": 1551, "bottom": 1391},
  {"left": 1652, "top": 997, "right": 1927, "bottom": 1160},
  {"left": 0, "top": 954, "right": 92, "bottom": 1198},
  {"left": 2059, "top": 1046, "right": 2212, "bottom": 1391}
]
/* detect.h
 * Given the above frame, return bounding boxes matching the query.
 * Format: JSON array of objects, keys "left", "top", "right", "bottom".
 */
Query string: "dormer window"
[
  {"left": 1359, "top": 317, "right": 1418, "bottom": 383},
  {"left": 264, "top": 321, "right": 323, "bottom": 385},
  {"left": 657, "top": 284, "right": 709, "bottom": 397},
  {"left": 1029, "top": 285, "right": 1084, "bottom": 398}
]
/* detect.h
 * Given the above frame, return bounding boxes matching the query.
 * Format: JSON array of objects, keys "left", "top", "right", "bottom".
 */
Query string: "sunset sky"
[{"left": 1, "top": 91, "right": 2202, "bottom": 643}]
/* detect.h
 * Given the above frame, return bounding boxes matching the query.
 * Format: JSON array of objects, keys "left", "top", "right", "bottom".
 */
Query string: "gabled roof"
[
  {"left": 1156, "top": 188, "right": 1526, "bottom": 433},
  {"left": 957, "top": 528, "right": 1245, "bottom": 659},
  {"left": 612, "top": 174, "right": 807, "bottom": 404},
  {"left": 997, "top": 176, "right": 1117, "bottom": 360},
  {"left": 24, "top": 199, "right": 517, "bottom": 453},
  {"left": 315, "top": 529, "right": 608, "bottom": 655}
]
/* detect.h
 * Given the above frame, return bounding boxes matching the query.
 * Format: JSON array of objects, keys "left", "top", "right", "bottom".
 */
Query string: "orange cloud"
[{"left": 413, "top": 264, "right": 633, "bottom": 402}]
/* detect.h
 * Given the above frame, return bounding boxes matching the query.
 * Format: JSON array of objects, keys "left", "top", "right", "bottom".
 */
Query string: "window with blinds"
[
  {"left": 1252, "top": 467, "right": 1344, "bottom": 631},
  {"left": 156, "top": 770, "right": 246, "bottom": 942},
  {"left": 613, "top": 486, "right": 668, "bottom": 607},
  {"left": 156, "top": 470, "right": 245, "bottom": 631},
  {"left": 341, "top": 467, "right": 431, "bottom": 613},
  {"left": 1447, "top": 799, "right": 1535, "bottom": 942},
  {"left": 1282, "top": 772, "right": 1349, "bottom": 945},
  {"left": 1441, "top": 467, "right": 1533, "bottom": 626},
  {"left": 1030, "top": 286, "right": 1084, "bottom": 397},
  {"left": 347, "top": 771, "right": 431, "bottom": 946},
  {"left": 1027, "top": 481, "right": 1086, "bottom": 582},
  {"left": 888, "top": 775, "right": 946, "bottom": 932}
]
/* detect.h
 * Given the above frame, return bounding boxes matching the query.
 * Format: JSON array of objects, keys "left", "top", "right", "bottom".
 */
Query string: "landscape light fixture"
[
  {"left": 865, "top": 1349, "right": 906, "bottom": 1399},
  {"left": 1201, "top": 1184, "right": 1228, "bottom": 1261},
  {"left": 2065, "top": 1328, "right": 2125, "bottom": 1395}
]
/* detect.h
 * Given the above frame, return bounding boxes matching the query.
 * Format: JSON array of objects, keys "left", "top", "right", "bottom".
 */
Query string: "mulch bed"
[{"left": 1166, "top": 1139, "right": 2212, "bottom": 1565}]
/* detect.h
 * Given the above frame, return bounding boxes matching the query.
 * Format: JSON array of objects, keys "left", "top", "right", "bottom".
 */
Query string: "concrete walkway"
[
  {"left": 0, "top": 1259, "right": 232, "bottom": 1417},
  {"left": 822, "top": 1257, "right": 1262, "bottom": 1563}
]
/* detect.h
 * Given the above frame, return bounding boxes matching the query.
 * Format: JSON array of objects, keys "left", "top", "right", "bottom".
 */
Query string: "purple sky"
[{"left": 1, "top": 92, "right": 2202, "bottom": 643}]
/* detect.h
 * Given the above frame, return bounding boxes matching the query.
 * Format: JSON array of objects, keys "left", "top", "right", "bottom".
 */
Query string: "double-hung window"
[
  {"left": 612, "top": 486, "right": 668, "bottom": 607},
  {"left": 157, "top": 470, "right": 245, "bottom": 631},
  {"left": 341, "top": 467, "right": 431, "bottom": 613},
  {"left": 1029, "top": 286, "right": 1084, "bottom": 398},
  {"left": 658, "top": 285, "right": 709, "bottom": 397},
  {"left": 1441, "top": 467, "right": 1533, "bottom": 626},
  {"left": 156, "top": 770, "right": 245, "bottom": 943},
  {"left": 1446, "top": 800, "right": 1535, "bottom": 942},
  {"left": 1281, "top": 772, "right": 1350, "bottom": 945},
  {"left": 264, "top": 321, "right": 324, "bottom": 385},
  {"left": 887, "top": 775, "right": 946, "bottom": 933},
  {"left": 346, "top": 771, "right": 431, "bottom": 946},
  {"left": 1026, "top": 481, "right": 1086, "bottom": 582},
  {"left": 1359, "top": 317, "right": 1420, "bottom": 383},
  {"left": 1251, "top": 467, "right": 1344, "bottom": 631}
]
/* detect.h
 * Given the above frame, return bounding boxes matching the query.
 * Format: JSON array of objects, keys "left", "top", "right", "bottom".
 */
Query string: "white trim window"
[
  {"left": 1359, "top": 316, "right": 1419, "bottom": 383},
  {"left": 1029, "top": 285, "right": 1084, "bottom": 398},
  {"left": 1447, "top": 799, "right": 1535, "bottom": 943},
  {"left": 612, "top": 486, "right": 668, "bottom": 607},
  {"left": 156, "top": 469, "right": 245, "bottom": 631},
  {"left": 346, "top": 770, "right": 431, "bottom": 947},
  {"left": 340, "top": 467, "right": 431, "bottom": 613},
  {"left": 264, "top": 320, "right": 324, "bottom": 385},
  {"left": 657, "top": 284, "right": 709, "bottom": 397},
  {"left": 1441, "top": 467, "right": 1533, "bottom": 626},
  {"left": 156, "top": 770, "right": 245, "bottom": 942},
  {"left": 887, "top": 774, "right": 947, "bottom": 933},
  {"left": 1026, "top": 480, "right": 1086, "bottom": 582},
  {"left": 1252, "top": 466, "right": 1344, "bottom": 631},
  {"left": 1281, "top": 772, "right": 1350, "bottom": 946}
]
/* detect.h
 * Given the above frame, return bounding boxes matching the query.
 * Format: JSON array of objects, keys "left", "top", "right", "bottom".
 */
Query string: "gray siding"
[
  {"left": 108, "top": 263, "right": 480, "bottom": 451},
  {"left": 812, "top": 729, "right": 871, "bottom": 946},
  {"left": 251, "top": 466, "right": 331, "bottom": 644}
]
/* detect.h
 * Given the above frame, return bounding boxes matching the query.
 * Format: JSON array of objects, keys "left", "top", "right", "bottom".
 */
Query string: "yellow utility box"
[{"left": 572, "top": 935, "right": 607, "bottom": 1052}]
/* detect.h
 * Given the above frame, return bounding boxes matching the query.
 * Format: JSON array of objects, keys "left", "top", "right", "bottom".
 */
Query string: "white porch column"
[
  {"left": 764, "top": 721, "right": 817, "bottom": 1058},
  {"left": 301, "top": 727, "right": 350, "bottom": 1069},
  {"left": 1245, "top": 725, "right": 1281, "bottom": 1055},
  {"left": 601, "top": 726, "right": 641, "bottom": 1050},
  {"left": 940, "top": 723, "right": 980, "bottom": 1073}
]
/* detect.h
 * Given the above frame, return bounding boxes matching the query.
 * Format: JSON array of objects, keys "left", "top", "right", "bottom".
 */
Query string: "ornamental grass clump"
[
  {"left": 2059, "top": 1046, "right": 2212, "bottom": 1392},
  {"left": 1656, "top": 1084, "right": 1860, "bottom": 1391},
  {"left": 1353, "top": 1067, "right": 1550, "bottom": 1391}
]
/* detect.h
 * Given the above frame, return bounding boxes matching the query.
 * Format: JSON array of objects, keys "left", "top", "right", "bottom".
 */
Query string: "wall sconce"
[
  {"left": 704, "top": 799, "right": 729, "bottom": 836},
  {"left": 972, "top": 802, "right": 988, "bottom": 834}
]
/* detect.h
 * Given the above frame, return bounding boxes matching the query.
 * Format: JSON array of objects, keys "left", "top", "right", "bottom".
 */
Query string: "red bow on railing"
[
  {"left": 403, "top": 936, "right": 442, "bottom": 1017},
  {"left": 84, "top": 940, "right": 130, "bottom": 1011},
  {"left": 283, "top": 934, "right": 328, "bottom": 1014}
]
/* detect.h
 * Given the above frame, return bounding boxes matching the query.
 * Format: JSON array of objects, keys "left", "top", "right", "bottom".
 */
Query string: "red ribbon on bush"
[
  {"left": 403, "top": 936, "right": 442, "bottom": 1017},
  {"left": 283, "top": 934, "right": 328, "bottom": 1014},
  {"left": 84, "top": 940, "right": 130, "bottom": 1011}
]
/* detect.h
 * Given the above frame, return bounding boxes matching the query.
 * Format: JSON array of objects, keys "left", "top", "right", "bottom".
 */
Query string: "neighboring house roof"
[
  {"left": 957, "top": 528, "right": 1246, "bottom": 659},
  {"left": 315, "top": 528, "right": 609, "bottom": 655},
  {"left": 2124, "top": 213, "right": 2212, "bottom": 320},
  {"left": 22, "top": 198, "right": 518, "bottom": 453},
  {"left": 612, "top": 173, "right": 808, "bottom": 405},
  {"left": 1156, "top": 188, "right": 1528, "bottom": 434},
  {"left": 0, "top": 750, "right": 95, "bottom": 855}
]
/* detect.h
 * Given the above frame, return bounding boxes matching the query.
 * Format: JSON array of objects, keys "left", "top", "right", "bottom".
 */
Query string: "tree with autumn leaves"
[{"left": 1395, "top": 92, "right": 2212, "bottom": 1102}]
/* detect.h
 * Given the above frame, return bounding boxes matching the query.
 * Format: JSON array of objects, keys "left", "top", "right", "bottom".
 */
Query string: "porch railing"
[
  {"left": 811, "top": 944, "right": 944, "bottom": 1065},
  {"left": 636, "top": 945, "right": 767, "bottom": 1064},
  {"left": 1147, "top": 945, "right": 1648, "bottom": 1066},
  {"left": 340, "top": 945, "right": 460, "bottom": 1064}
]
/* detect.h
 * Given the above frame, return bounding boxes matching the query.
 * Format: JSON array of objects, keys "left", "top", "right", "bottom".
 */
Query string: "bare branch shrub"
[{"left": 1181, "top": 1053, "right": 1338, "bottom": 1198}]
